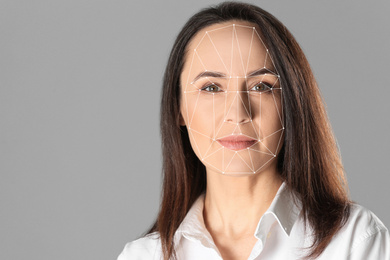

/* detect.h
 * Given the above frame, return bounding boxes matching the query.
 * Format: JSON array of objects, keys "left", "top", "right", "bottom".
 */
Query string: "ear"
[{"left": 179, "top": 113, "right": 186, "bottom": 126}]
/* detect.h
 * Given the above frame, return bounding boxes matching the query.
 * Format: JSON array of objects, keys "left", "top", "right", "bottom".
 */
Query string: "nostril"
[{"left": 239, "top": 118, "right": 251, "bottom": 124}]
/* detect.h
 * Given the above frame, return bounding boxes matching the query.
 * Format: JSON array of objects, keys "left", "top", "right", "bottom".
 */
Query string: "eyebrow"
[
  {"left": 247, "top": 67, "right": 277, "bottom": 77},
  {"left": 191, "top": 71, "right": 226, "bottom": 83},
  {"left": 191, "top": 68, "right": 277, "bottom": 83}
]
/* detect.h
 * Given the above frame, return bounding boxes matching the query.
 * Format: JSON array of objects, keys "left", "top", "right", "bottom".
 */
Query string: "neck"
[{"left": 203, "top": 167, "right": 282, "bottom": 239}]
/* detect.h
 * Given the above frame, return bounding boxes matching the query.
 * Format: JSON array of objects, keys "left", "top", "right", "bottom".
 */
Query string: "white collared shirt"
[{"left": 118, "top": 183, "right": 389, "bottom": 259}]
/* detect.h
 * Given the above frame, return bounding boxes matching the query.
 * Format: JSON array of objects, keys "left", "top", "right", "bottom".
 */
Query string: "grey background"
[{"left": 1, "top": 0, "right": 389, "bottom": 259}]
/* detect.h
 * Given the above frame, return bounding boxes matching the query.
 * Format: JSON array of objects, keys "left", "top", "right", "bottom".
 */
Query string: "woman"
[{"left": 118, "top": 2, "right": 389, "bottom": 259}]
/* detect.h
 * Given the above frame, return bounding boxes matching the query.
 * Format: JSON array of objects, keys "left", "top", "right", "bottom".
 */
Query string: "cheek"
[
  {"left": 182, "top": 93, "right": 220, "bottom": 134},
  {"left": 260, "top": 100, "right": 283, "bottom": 134},
  {"left": 248, "top": 94, "right": 283, "bottom": 132},
  {"left": 255, "top": 94, "right": 284, "bottom": 154}
]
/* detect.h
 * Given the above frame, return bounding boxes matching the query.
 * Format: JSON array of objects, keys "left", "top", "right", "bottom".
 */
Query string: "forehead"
[{"left": 183, "top": 21, "right": 273, "bottom": 79}]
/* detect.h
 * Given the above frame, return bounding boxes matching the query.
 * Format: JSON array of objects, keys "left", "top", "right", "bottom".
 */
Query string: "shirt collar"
[
  {"left": 175, "top": 182, "right": 302, "bottom": 245},
  {"left": 174, "top": 193, "right": 215, "bottom": 249},
  {"left": 254, "top": 182, "right": 302, "bottom": 240}
]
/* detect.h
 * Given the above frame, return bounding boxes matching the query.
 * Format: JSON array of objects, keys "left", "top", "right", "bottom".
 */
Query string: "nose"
[{"left": 224, "top": 90, "right": 252, "bottom": 124}]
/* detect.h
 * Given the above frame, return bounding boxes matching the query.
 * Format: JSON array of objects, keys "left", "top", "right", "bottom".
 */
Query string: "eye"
[
  {"left": 250, "top": 82, "right": 272, "bottom": 92},
  {"left": 201, "top": 84, "right": 223, "bottom": 93}
]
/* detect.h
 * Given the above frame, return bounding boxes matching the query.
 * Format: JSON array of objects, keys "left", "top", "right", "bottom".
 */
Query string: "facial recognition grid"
[{"left": 183, "top": 24, "right": 285, "bottom": 175}]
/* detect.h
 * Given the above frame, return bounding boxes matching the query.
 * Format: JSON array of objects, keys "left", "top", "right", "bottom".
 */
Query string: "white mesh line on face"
[
  {"left": 185, "top": 51, "right": 196, "bottom": 90},
  {"left": 253, "top": 28, "right": 280, "bottom": 75},
  {"left": 230, "top": 25, "right": 234, "bottom": 75},
  {"left": 271, "top": 84, "right": 284, "bottom": 128},
  {"left": 189, "top": 90, "right": 200, "bottom": 127},
  {"left": 233, "top": 24, "right": 247, "bottom": 76},
  {"left": 206, "top": 31, "right": 229, "bottom": 73},
  {"left": 247, "top": 147, "right": 274, "bottom": 156},
  {"left": 183, "top": 23, "right": 284, "bottom": 175},
  {"left": 275, "top": 127, "right": 284, "bottom": 158},
  {"left": 254, "top": 155, "right": 277, "bottom": 172},
  {"left": 223, "top": 152, "right": 237, "bottom": 172},
  {"left": 236, "top": 151, "right": 255, "bottom": 172},
  {"left": 259, "top": 88, "right": 262, "bottom": 139},
  {"left": 244, "top": 77, "right": 253, "bottom": 119},
  {"left": 245, "top": 28, "right": 255, "bottom": 74},
  {"left": 203, "top": 146, "right": 224, "bottom": 161},
  {"left": 188, "top": 126, "right": 204, "bottom": 159},
  {"left": 194, "top": 50, "right": 207, "bottom": 71},
  {"left": 247, "top": 146, "right": 255, "bottom": 171},
  {"left": 237, "top": 89, "right": 253, "bottom": 124}
]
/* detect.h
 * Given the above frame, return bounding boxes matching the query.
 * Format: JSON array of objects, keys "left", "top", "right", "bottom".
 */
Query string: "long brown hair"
[{"left": 147, "top": 2, "right": 350, "bottom": 259}]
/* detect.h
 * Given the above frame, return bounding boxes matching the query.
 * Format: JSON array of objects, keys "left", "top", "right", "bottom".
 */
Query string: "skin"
[{"left": 180, "top": 21, "right": 284, "bottom": 259}]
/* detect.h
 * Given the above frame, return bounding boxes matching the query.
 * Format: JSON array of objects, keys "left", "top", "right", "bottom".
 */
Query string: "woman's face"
[{"left": 180, "top": 21, "right": 284, "bottom": 176}]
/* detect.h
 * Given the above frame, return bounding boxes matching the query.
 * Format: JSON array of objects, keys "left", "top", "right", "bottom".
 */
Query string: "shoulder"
[
  {"left": 342, "top": 203, "right": 389, "bottom": 257},
  {"left": 117, "top": 232, "right": 162, "bottom": 260},
  {"left": 346, "top": 203, "right": 387, "bottom": 237}
]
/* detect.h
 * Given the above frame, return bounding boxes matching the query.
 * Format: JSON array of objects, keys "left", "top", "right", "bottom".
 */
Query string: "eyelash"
[
  {"left": 250, "top": 82, "right": 273, "bottom": 92},
  {"left": 200, "top": 82, "right": 273, "bottom": 93},
  {"left": 200, "top": 84, "right": 223, "bottom": 93}
]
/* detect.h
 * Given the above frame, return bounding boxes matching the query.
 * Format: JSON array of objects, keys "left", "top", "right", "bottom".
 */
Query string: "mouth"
[{"left": 217, "top": 135, "right": 258, "bottom": 151}]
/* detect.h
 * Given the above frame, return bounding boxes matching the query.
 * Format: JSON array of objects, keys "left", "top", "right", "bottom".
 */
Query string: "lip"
[{"left": 217, "top": 135, "right": 257, "bottom": 151}]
